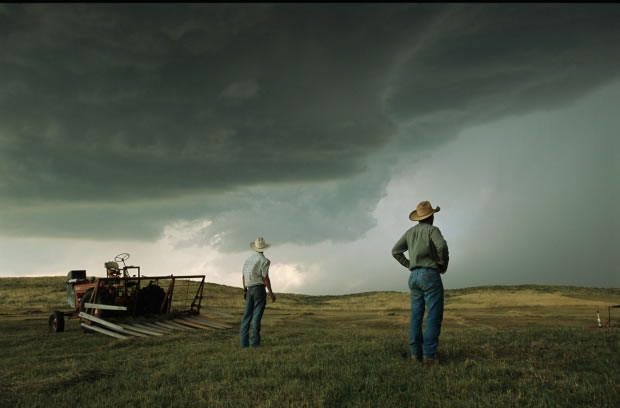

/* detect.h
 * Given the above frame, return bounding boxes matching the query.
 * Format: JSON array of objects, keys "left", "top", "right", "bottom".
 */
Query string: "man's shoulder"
[
  {"left": 408, "top": 223, "right": 427, "bottom": 233},
  {"left": 407, "top": 223, "right": 442, "bottom": 237},
  {"left": 417, "top": 223, "right": 439, "bottom": 231},
  {"left": 245, "top": 252, "right": 261, "bottom": 263},
  {"left": 398, "top": 225, "right": 416, "bottom": 238},
  {"left": 248, "top": 252, "right": 270, "bottom": 261}
]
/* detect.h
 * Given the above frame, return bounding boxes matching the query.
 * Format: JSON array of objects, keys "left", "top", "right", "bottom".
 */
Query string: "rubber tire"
[
  {"left": 138, "top": 284, "right": 166, "bottom": 315},
  {"left": 79, "top": 288, "right": 94, "bottom": 313},
  {"left": 79, "top": 287, "right": 112, "bottom": 319},
  {"left": 48, "top": 311, "right": 65, "bottom": 333}
]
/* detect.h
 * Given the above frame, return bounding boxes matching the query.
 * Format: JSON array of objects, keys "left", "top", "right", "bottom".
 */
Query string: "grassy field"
[{"left": 1, "top": 277, "right": 619, "bottom": 407}]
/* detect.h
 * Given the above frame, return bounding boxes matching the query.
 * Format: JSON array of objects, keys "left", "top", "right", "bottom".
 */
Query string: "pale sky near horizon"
[{"left": 0, "top": 4, "right": 618, "bottom": 294}]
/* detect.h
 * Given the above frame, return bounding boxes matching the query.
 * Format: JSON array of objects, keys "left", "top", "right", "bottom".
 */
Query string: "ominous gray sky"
[{"left": 1, "top": 4, "right": 618, "bottom": 293}]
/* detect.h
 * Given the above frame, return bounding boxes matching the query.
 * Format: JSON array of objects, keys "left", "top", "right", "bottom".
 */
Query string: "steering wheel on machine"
[{"left": 114, "top": 253, "right": 130, "bottom": 266}]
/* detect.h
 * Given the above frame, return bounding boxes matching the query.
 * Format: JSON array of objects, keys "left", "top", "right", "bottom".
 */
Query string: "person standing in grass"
[
  {"left": 392, "top": 201, "right": 449, "bottom": 365},
  {"left": 240, "top": 236, "right": 277, "bottom": 348}
]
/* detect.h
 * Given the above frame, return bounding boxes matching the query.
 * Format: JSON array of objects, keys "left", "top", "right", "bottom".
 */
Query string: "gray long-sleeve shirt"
[{"left": 392, "top": 222, "right": 449, "bottom": 272}]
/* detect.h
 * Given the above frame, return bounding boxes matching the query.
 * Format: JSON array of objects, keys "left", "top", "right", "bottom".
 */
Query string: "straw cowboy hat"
[
  {"left": 409, "top": 201, "right": 440, "bottom": 221},
  {"left": 250, "top": 236, "right": 271, "bottom": 252}
]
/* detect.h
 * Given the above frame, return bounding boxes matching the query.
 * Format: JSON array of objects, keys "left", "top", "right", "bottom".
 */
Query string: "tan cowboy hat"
[
  {"left": 409, "top": 200, "right": 440, "bottom": 221},
  {"left": 250, "top": 236, "right": 271, "bottom": 252}
]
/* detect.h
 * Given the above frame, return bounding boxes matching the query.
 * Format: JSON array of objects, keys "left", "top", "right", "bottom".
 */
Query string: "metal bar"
[
  {"left": 117, "top": 323, "right": 163, "bottom": 336},
  {"left": 81, "top": 323, "right": 128, "bottom": 340},
  {"left": 84, "top": 303, "right": 127, "bottom": 311},
  {"left": 173, "top": 318, "right": 212, "bottom": 330},
  {"left": 162, "top": 278, "right": 175, "bottom": 314},
  {"left": 95, "top": 275, "right": 207, "bottom": 283},
  {"left": 132, "top": 277, "right": 142, "bottom": 317},
  {"left": 79, "top": 312, "right": 125, "bottom": 332},
  {"left": 85, "top": 281, "right": 102, "bottom": 316},
  {"left": 185, "top": 279, "right": 190, "bottom": 308},
  {"left": 191, "top": 277, "right": 205, "bottom": 314}
]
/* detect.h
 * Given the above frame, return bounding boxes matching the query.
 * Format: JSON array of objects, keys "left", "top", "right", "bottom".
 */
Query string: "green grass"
[{"left": 0, "top": 278, "right": 619, "bottom": 407}]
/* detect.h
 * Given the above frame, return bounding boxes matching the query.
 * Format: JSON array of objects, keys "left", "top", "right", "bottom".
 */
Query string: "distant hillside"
[{"left": 0, "top": 276, "right": 617, "bottom": 316}]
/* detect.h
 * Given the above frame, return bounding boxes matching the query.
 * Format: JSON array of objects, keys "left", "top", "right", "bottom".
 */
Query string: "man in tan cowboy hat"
[
  {"left": 392, "top": 201, "right": 449, "bottom": 365},
  {"left": 240, "top": 236, "right": 276, "bottom": 348}
]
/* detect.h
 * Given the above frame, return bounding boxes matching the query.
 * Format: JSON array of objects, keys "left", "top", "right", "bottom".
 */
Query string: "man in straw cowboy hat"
[
  {"left": 240, "top": 236, "right": 277, "bottom": 348},
  {"left": 392, "top": 201, "right": 449, "bottom": 365}
]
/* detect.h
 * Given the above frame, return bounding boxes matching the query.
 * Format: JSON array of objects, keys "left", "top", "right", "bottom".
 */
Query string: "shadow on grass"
[{"left": 398, "top": 346, "right": 471, "bottom": 363}]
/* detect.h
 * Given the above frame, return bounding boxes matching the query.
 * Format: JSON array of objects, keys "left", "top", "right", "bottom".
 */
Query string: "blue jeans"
[
  {"left": 240, "top": 285, "right": 266, "bottom": 348},
  {"left": 408, "top": 267, "right": 444, "bottom": 359}
]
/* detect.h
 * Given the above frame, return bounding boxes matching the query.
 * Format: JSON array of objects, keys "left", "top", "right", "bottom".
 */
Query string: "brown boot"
[
  {"left": 423, "top": 357, "right": 439, "bottom": 366},
  {"left": 412, "top": 355, "right": 423, "bottom": 363}
]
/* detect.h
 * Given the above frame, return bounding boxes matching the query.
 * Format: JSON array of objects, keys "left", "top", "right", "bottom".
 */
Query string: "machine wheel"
[
  {"left": 79, "top": 288, "right": 94, "bottom": 333},
  {"left": 48, "top": 311, "right": 65, "bottom": 333},
  {"left": 79, "top": 288, "right": 94, "bottom": 313},
  {"left": 79, "top": 288, "right": 112, "bottom": 318},
  {"left": 138, "top": 284, "right": 166, "bottom": 315}
]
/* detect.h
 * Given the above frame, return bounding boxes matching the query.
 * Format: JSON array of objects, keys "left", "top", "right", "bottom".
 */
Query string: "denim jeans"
[
  {"left": 408, "top": 267, "right": 444, "bottom": 359},
  {"left": 240, "top": 285, "right": 266, "bottom": 348}
]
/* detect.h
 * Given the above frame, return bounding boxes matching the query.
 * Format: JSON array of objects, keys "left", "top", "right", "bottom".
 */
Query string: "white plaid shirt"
[{"left": 242, "top": 252, "right": 270, "bottom": 287}]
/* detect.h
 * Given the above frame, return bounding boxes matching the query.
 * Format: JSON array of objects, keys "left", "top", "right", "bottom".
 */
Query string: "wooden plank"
[
  {"left": 185, "top": 316, "right": 231, "bottom": 329},
  {"left": 181, "top": 316, "right": 228, "bottom": 330},
  {"left": 193, "top": 315, "right": 233, "bottom": 329},
  {"left": 80, "top": 313, "right": 148, "bottom": 337},
  {"left": 139, "top": 321, "right": 172, "bottom": 334},
  {"left": 130, "top": 322, "right": 168, "bottom": 334},
  {"left": 117, "top": 323, "right": 163, "bottom": 336},
  {"left": 173, "top": 318, "right": 212, "bottom": 330},
  {"left": 202, "top": 308, "right": 234, "bottom": 318},
  {"left": 151, "top": 321, "right": 189, "bottom": 331},
  {"left": 148, "top": 321, "right": 177, "bottom": 331},
  {"left": 159, "top": 320, "right": 195, "bottom": 331},
  {"left": 141, "top": 322, "right": 173, "bottom": 332},
  {"left": 115, "top": 326, "right": 148, "bottom": 337},
  {"left": 79, "top": 312, "right": 124, "bottom": 332},
  {"left": 81, "top": 323, "right": 128, "bottom": 340},
  {"left": 84, "top": 303, "right": 128, "bottom": 311}
]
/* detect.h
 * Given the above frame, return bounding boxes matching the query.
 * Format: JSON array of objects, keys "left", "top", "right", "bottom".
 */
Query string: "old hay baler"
[{"left": 48, "top": 253, "right": 232, "bottom": 339}]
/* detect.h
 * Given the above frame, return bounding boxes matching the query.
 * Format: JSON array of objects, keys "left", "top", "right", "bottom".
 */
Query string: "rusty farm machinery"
[{"left": 48, "top": 253, "right": 232, "bottom": 339}]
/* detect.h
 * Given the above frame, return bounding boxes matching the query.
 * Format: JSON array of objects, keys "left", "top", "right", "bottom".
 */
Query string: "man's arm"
[
  {"left": 431, "top": 228, "right": 449, "bottom": 274},
  {"left": 261, "top": 259, "right": 276, "bottom": 302},
  {"left": 391, "top": 232, "right": 411, "bottom": 269},
  {"left": 263, "top": 275, "right": 276, "bottom": 303},
  {"left": 242, "top": 275, "right": 247, "bottom": 299}
]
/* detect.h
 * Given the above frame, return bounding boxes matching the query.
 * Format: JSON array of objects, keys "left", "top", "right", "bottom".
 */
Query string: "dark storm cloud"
[
  {"left": 1, "top": 4, "right": 619, "bottom": 248},
  {"left": 0, "top": 3, "right": 404, "bottom": 203},
  {"left": 384, "top": 4, "right": 620, "bottom": 149}
]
